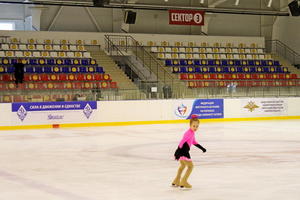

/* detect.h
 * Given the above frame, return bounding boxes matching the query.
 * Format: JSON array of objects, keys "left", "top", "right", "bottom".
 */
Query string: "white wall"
[
  {"left": 38, "top": 4, "right": 268, "bottom": 37},
  {"left": 273, "top": 16, "right": 300, "bottom": 54}
]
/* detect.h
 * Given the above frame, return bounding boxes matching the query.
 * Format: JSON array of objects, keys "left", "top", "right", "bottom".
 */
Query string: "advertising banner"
[
  {"left": 174, "top": 99, "right": 224, "bottom": 119},
  {"left": 12, "top": 101, "right": 97, "bottom": 123},
  {"left": 169, "top": 10, "right": 205, "bottom": 26},
  {"left": 241, "top": 98, "right": 287, "bottom": 117}
]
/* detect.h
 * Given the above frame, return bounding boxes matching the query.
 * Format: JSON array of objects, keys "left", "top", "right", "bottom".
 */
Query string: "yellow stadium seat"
[
  {"left": 6, "top": 51, "right": 14, "bottom": 57},
  {"left": 188, "top": 42, "right": 195, "bottom": 47},
  {"left": 44, "top": 39, "right": 52, "bottom": 44},
  {"left": 23, "top": 51, "right": 32, "bottom": 57},
  {"left": 28, "top": 38, "right": 36, "bottom": 44}
]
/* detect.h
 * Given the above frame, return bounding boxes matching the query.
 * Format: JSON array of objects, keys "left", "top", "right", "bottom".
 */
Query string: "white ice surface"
[{"left": 0, "top": 120, "right": 300, "bottom": 200}]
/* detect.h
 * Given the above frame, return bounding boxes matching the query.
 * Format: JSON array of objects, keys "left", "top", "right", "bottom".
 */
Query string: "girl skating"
[{"left": 172, "top": 117, "right": 206, "bottom": 188}]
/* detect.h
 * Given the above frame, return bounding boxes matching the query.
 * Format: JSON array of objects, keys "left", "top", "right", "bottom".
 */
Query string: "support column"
[{"left": 29, "top": 6, "right": 44, "bottom": 31}]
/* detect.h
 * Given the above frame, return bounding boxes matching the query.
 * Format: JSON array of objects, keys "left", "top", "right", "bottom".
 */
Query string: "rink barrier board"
[{"left": 1, "top": 115, "right": 300, "bottom": 130}]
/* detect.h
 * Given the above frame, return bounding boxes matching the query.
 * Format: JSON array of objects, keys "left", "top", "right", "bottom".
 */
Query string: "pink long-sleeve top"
[{"left": 178, "top": 128, "right": 198, "bottom": 148}]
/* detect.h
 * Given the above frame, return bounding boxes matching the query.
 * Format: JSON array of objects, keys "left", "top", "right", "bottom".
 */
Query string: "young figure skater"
[{"left": 172, "top": 117, "right": 206, "bottom": 188}]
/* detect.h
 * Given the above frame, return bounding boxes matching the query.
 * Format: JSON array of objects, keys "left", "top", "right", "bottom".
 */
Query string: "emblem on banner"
[
  {"left": 175, "top": 104, "right": 188, "bottom": 118},
  {"left": 244, "top": 101, "right": 259, "bottom": 112},
  {"left": 17, "top": 105, "right": 27, "bottom": 121},
  {"left": 83, "top": 103, "right": 93, "bottom": 119}
]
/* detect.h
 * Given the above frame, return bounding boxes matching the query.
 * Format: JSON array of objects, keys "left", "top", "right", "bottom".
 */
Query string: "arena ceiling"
[{"left": 0, "top": 0, "right": 293, "bottom": 16}]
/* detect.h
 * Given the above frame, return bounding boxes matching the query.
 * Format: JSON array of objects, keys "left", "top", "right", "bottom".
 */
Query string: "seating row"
[
  {"left": 0, "top": 66, "right": 104, "bottom": 74},
  {"left": 165, "top": 59, "right": 280, "bottom": 66},
  {"left": 0, "top": 81, "right": 117, "bottom": 90},
  {"left": 3, "top": 38, "right": 100, "bottom": 45},
  {"left": 0, "top": 51, "right": 91, "bottom": 58},
  {"left": 0, "top": 44, "right": 86, "bottom": 51},
  {"left": 0, "top": 58, "right": 97, "bottom": 65},
  {"left": 0, "top": 94, "right": 77, "bottom": 103},
  {"left": 187, "top": 80, "right": 299, "bottom": 88},
  {"left": 158, "top": 53, "right": 271, "bottom": 60},
  {"left": 145, "top": 41, "right": 263, "bottom": 48},
  {"left": 0, "top": 73, "right": 111, "bottom": 82},
  {"left": 179, "top": 73, "right": 297, "bottom": 80},
  {"left": 171, "top": 66, "right": 289, "bottom": 74},
  {"left": 151, "top": 47, "right": 264, "bottom": 54}
]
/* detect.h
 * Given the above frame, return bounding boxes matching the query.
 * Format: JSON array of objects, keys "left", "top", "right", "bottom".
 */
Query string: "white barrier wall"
[{"left": 0, "top": 97, "right": 300, "bottom": 128}]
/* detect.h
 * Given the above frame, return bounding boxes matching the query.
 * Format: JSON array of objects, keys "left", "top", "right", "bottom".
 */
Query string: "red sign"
[{"left": 169, "top": 10, "right": 205, "bottom": 26}]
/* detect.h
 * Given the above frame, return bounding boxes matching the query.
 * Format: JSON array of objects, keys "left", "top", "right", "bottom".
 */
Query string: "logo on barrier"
[
  {"left": 175, "top": 104, "right": 188, "bottom": 118},
  {"left": 244, "top": 101, "right": 259, "bottom": 112},
  {"left": 17, "top": 105, "right": 27, "bottom": 121},
  {"left": 83, "top": 103, "right": 93, "bottom": 119}
]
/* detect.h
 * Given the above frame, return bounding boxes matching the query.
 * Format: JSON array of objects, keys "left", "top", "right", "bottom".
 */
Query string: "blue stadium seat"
[
  {"left": 96, "top": 67, "right": 104, "bottom": 73},
  {"left": 64, "top": 59, "right": 72, "bottom": 65},
  {"left": 223, "top": 67, "right": 229, "bottom": 73},
  {"left": 209, "top": 67, "right": 216, "bottom": 73},
  {"left": 248, "top": 60, "right": 254, "bottom": 66},
  {"left": 25, "top": 66, "right": 34, "bottom": 73},
  {"left": 79, "top": 67, "right": 87, "bottom": 73},
  {"left": 180, "top": 67, "right": 187, "bottom": 73},
  {"left": 47, "top": 59, "right": 55, "bottom": 65},
  {"left": 194, "top": 60, "right": 201, "bottom": 66},
  {"left": 81, "top": 59, "right": 89, "bottom": 66},
  {"left": 62, "top": 67, "right": 70, "bottom": 73},
  {"left": 263, "top": 67, "right": 270, "bottom": 73},
  {"left": 222, "top": 60, "right": 228, "bottom": 66},
  {"left": 7, "top": 67, "right": 14, "bottom": 73},
  {"left": 43, "top": 66, "right": 52, "bottom": 73},
  {"left": 195, "top": 67, "right": 201, "bottom": 73},
  {"left": 29, "top": 59, "right": 38, "bottom": 65},
  {"left": 208, "top": 60, "right": 215, "bottom": 66},
  {"left": 250, "top": 67, "right": 256, "bottom": 73},
  {"left": 179, "top": 60, "right": 187, "bottom": 66},
  {"left": 34, "top": 67, "right": 43, "bottom": 73},
  {"left": 165, "top": 60, "right": 172, "bottom": 66},
  {"left": 237, "top": 67, "right": 243, "bottom": 73},
  {"left": 276, "top": 67, "right": 283, "bottom": 73}
]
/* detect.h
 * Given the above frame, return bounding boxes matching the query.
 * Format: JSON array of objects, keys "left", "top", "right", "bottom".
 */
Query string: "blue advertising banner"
[
  {"left": 175, "top": 99, "right": 224, "bottom": 119},
  {"left": 12, "top": 101, "right": 97, "bottom": 122}
]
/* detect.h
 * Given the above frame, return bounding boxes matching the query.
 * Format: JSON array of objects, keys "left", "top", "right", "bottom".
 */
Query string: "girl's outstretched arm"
[{"left": 194, "top": 144, "right": 206, "bottom": 153}]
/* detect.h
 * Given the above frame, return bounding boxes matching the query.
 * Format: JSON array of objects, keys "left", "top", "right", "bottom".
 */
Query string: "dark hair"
[{"left": 190, "top": 116, "right": 199, "bottom": 125}]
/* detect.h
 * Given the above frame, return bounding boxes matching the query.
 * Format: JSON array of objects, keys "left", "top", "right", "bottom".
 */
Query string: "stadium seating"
[
  {"left": 146, "top": 41, "right": 299, "bottom": 88},
  {"left": 0, "top": 38, "right": 117, "bottom": 102}
]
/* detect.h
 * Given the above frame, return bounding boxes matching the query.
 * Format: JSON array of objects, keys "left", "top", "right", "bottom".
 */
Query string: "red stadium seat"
[
  {"left": 41, "top": 74, "right": 50, "bottom": 81},
  {"left": 110, "top": 82, "right": 117, "bottom": 88},
  {"left": 59, "top": 74, "right": 67, "bottom": 81},
  {"left": 194, "top": 74, "right": 203, "bottom": 80},
  {"left": 94, "top": 74, "right": 103, "bottom": 81}
]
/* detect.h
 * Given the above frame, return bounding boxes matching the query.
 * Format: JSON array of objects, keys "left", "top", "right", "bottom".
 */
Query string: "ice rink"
[{"left": 0, "top": 120, "right": 300, "bottom": 200}]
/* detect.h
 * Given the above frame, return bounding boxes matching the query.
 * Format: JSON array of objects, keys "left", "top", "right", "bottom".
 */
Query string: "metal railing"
[
  {"left": 2, "top": 84, "right": 300, "bottom": 103},
  {"left": 265, "top": 40, "right": 300, "bottom": 65},
  {"left": 104, "top": 34, "right": 175, "bottom": 89},
  {"left": 103, "top": 35, "right": 148, "bottom": 82}
]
